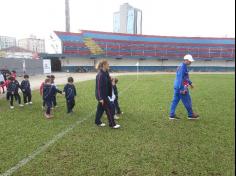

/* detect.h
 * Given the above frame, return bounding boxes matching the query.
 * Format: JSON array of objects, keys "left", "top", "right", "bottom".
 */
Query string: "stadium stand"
[{"left": 50, "top": 30, "right": 235, "bottom": 72}]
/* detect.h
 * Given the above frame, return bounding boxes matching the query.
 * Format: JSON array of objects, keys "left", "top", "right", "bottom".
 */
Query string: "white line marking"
[
  {"left": 1, "top": 77, "right": 138, "bottom": 176},
  {"left": 0, "top": 118, "right": 89, "bottom": 176}
]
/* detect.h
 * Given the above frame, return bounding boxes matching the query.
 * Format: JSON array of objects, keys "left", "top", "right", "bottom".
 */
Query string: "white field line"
[
  {"left": 0, "top": 78, "right": 138, "bottom": 176},
  {"left": 0, "top": 118, "right": 88, "bottom": 176}
]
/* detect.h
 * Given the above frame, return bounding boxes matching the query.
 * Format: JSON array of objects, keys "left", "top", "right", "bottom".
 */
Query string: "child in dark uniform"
[
  {"left": 43, "top": 78, "right": 57, "bottom": 119},
  {"left": 7, "top": 76, "right": 23, "bottom": 109},
  {"left": 112, "top": 78, "right": 123, "bottom": 116},
  {"left": 108, "top": 78, "right": 119, "bottom": 120},
  {"left": 5, "top": 76, "right": 11, "bottom": 100},
  {"left": 63, "top": 77, "right": 77, "bottom": 114},
  {"left": 40, "top": 75, "right": 51, "bottom": 110},
  {"left": 21, "top": 75, "right": 32, "bottom": 105},
  {"left": 51, "top": 75, "right": 60, "bottom": 108}
]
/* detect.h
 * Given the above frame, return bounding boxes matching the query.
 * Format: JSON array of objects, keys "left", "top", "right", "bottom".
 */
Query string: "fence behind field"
[{"left": 0, "top": 58, "right": 44, "bottom": 76}]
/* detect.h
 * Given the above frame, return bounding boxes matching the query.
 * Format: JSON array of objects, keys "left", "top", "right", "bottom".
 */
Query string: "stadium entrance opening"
[{"left": 51, "top": 58, "right": 62, "bottom": 72}]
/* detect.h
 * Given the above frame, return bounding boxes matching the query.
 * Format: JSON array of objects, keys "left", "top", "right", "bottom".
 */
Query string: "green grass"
[{"left": 0, "top": 74, "right": 235, "bottom": 176}]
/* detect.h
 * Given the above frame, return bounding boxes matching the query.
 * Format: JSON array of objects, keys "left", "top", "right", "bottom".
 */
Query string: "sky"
[{"left": 0, "top": 0, "right": 235, "bottom": 52}]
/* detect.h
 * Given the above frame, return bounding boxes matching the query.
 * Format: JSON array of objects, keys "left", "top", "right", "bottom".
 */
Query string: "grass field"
[{"left": 0, "top": 74, "right": 235, "bottom": 176}]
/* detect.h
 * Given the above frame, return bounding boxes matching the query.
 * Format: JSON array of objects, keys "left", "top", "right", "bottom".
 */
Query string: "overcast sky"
[{"left": 0, "top": 0, "right": 235, "bottom": 52}]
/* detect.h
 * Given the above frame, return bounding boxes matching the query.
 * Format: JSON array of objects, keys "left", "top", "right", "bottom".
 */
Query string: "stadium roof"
[{"left": 56, "top": 30, "right": 235, "bottom": 41}]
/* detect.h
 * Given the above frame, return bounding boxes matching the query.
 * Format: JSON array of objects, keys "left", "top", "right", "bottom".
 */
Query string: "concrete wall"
[
  {"left": 61, "top": 58, "right": 95, "bottom": 67},
  {"left": 0, "top": 58, "right": 44, "bottom": 75},
  {"left": 60, "top": 57, "right": 235, "bottom": 72},
  {"left": 61, "top": 57, "right": 235, "bottom": 67}
]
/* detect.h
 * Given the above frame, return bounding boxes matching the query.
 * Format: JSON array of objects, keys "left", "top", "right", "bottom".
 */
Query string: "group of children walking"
[
  {"left": 0, "top": 65, "right": 123, "bottom": 128},
  {"left": 40, "top": 75, "right": 77, "bottom": 119},
  {"left": 0, "top": 71, "right": 32, "bottom": 109},
  {"left": 0, "top": 71, "right": 78, "bottom": 118}
]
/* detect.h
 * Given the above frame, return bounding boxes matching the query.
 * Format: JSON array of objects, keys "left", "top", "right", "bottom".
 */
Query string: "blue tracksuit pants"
[{"left": 170, "top": 89, "right": 193, "bottom": 117}]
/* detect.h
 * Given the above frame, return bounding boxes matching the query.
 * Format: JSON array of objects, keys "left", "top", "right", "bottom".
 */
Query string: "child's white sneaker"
[
  {"left": 19, "top": 104, "right": 24, "bottom": 107},
  {"left": 112, "top": 124, "right": 121, "bottom": 129},
  {"left": 10, "top": 106, "right": 14, "bottom": 109},
  {"left": 114, "top": 115, "right": 120, "bottom": 120},
  {"left": 29, "top": 102, "right": 33, "bottom": 105},
  {"left": 98, "top": 123, "right": 106, "bottom": 127},
  {"left": 117, "top": 112, "right": 124, "bottom": 115},
  {"left": 25, "top": 103, "right": 29, "bottom": 105},
  {"left": 44, "top": 113, "right": 51, "bottom": 119}
]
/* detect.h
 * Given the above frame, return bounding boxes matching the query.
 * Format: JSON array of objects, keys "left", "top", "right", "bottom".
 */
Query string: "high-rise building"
[
  {"left": 0, "top": 36, "right": 17, "bottom": 50},
  {"left": 18, "top": 35, "right": 45, "bottom": 53},
  {"left": 113, "top": 3, "right": 142, "bottom": 34}
]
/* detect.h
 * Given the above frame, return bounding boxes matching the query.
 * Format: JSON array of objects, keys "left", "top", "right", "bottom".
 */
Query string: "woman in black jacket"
[{"left": 95, "top": 60, "right": 120, "bottom": 129}]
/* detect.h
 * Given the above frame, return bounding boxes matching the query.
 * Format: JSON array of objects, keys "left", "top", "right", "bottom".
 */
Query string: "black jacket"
[
  {"left": 113, "top": 85, "right": 118, "bottom": 100},
  {"left": 95, "top": 70, "right": 112, "bottom": 101},
  {"left": 43, "top": 84, "right": 57, "bottom": 101},
  {"left": 7, "top": 80, "right": 21, "bottom": 93},
  {"left": 64, "top": 84, "right": 77, "bottom": 100},
  {"left": 21, "top": 80, "right": 31, "bottom": 93}
]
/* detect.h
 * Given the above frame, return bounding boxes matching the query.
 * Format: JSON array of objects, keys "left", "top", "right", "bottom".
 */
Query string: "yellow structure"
[{"left": 83, "top": 38, "right": 104, "bottom": 55}]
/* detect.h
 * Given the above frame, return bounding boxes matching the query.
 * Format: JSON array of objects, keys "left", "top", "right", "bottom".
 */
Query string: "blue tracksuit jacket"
[
  {"left": 174, "top": 63, "right": 192, "bottom": 91},
  {"left": 64, "top": 84, "right": 77, "bottom": 100},
  {"left": 43, "top": 84, "right": 57, "bottom": 101},
  {"left": 7, "top": 80, "right": 21, "bottom": 93},
  {"left": 21, "top": 80, "right": 31, "bottom": 93}
]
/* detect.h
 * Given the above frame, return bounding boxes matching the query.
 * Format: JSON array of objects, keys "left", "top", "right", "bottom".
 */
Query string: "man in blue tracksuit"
[
  {"left": 169, "top": 54, "right": 199, "bottom": 120},
  {"left": 95, "top": 60, "right": 120, "bottom": 129}
]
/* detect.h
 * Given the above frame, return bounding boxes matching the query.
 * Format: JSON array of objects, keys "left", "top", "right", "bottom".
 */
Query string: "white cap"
[{"left": 184, "top": 54, "right": 195, "bottom": 62}]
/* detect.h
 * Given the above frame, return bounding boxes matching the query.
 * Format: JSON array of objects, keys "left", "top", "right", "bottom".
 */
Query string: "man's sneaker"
[
  {"left": 98, "top": 123, "right": 106, "bottom": 127},
  {"left": 114, "top": 115, "right": 120, "bottom": 120},
  {"left": 25, "top": 103, "right": 29, "bottom": 105},
  {"left": 19, "top": 104, "right": 24, "bottom": 107},
  {"left": 188, "top": 113, "right": 200, "bottom": 120},
  {"left": 169, "top": 115, "right": 180, "bottom": 120},
  {"left": 29, "top": 102, "right": 33, "bottom": 105},
  {"left": 112, "top": 124, "right": 121, "bottom": 129},
  {"left": 10, "top": 106, "right": 14, "bottom": 109}
]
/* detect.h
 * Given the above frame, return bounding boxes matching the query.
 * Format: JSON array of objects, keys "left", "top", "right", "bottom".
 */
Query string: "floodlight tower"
[{"left": 65, "top": 0, "right": 70, "bottom": 32}]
